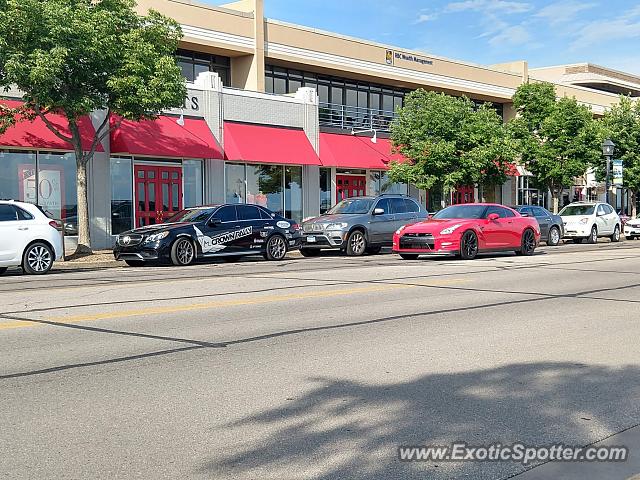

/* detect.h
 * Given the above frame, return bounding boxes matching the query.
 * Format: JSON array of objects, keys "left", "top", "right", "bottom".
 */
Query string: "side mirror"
[
  {"left": 520, "top": 212, "right": 529, "bottom": 217},
  {"left": 487, "top": 213, "right": 500, "bottom": 221},
  {"left": 208, "top": 218, "right": 221, "bottom": 226},
  {"left": 373, "top": 208, "right": 385, "bottom": 215}
]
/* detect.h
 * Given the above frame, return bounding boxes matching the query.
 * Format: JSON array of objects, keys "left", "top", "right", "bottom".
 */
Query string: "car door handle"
[{"left": 18, "top": 227, "right": 29, "bottom": 231}]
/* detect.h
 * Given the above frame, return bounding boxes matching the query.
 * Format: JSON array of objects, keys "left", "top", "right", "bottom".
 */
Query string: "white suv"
[
  {"left": 0, "top": 200, "right": 64, "bottom": 275},
  {"left": 559, "top": 202, "right": 621, "bottom": 244}
]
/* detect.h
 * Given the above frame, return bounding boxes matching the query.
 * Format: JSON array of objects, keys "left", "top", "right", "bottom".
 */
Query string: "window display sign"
[{"left": 19, "top": 165, "right": 64, "bottom": 219}]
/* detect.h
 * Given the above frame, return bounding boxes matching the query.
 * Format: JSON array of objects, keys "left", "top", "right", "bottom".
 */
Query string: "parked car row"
[{"left": 0, "top": 197, "right": 634, "bottom": 275}]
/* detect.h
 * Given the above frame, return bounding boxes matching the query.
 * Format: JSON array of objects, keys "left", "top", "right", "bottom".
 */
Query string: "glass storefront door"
[{"left": 134, "top": 164, "right": 182, "bottom": 226}]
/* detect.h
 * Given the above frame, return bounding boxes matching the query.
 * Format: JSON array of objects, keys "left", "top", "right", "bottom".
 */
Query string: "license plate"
[{"left": 307, "top": 236, "right": 316, "bottom": 242}]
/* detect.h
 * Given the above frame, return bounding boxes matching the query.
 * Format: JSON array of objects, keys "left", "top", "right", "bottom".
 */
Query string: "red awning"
[
  {"left": 365, "top": 137, "right": 410, "bottom": 165},
  {"left": 0, "top": 100, "right": 102, "bottom": 151},
  {"left": 319, "top": 133, "right": 389, "bottom": 170},
  {"left": 223, "top": 122, "right": 320, "bottom": 165},
  {"left": 110, "top": 115, "right": 222, "bottom": 159}
]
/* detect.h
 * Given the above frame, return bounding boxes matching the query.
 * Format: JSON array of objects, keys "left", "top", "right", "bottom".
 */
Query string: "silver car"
[{"left": 300, "top": 195, "right": 427, "bottom": 256}]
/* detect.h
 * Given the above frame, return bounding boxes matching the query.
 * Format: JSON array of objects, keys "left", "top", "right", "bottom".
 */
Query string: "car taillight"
[{"left": 49, "top": 220, "right": 62, "bottom": 231}]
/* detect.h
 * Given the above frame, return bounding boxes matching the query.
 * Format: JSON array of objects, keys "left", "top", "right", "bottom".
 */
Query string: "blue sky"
[{"left": 211, "top": 0, "right": 640, "bottom": 74}]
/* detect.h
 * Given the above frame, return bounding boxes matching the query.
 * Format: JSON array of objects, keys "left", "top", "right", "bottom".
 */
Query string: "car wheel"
[
  {"left": 0, "top": 267, "right": 7, "bottom": 275},
  {"left": 517, "top": 228, "right": 537, "bottom": 256},
  {"left": 588, "top": 226, "right": 598, "bottom": 244},
  {"left": 299, "top": 248, "right": 321, "bottom": 257},
  {"left": 366, "top": 245, "right": 382, "bottom": 255},
  {"left": 346, "top": 230, "right": 367, "bottom": 256},
  {"left": 547, "top": 226, "right": 561, "bottom": 246},
  {"left": 610, "top": 225, "right": 621, "bottom": 243},
  {"left": 170, "top": 238, "right": 195, "bottom": 266},
  {"left": 459, "top": 230, "right": 478, "bottom": 260},
  {"left": 399, "top": 253, "right": 419, "bottom": 260},
  {"left": 124, "top": 260, "right": 145, "bottom": 267},
  {"left": 264, "top": 234, "right": 288, "bottom": 261},
  {"left": 22, "top": 242, "right": 54, "bottom": 275}
]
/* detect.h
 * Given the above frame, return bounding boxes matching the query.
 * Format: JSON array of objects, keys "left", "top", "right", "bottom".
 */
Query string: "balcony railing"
[{"left": 319, "top": 102, "right": 396, "bottom": 132}]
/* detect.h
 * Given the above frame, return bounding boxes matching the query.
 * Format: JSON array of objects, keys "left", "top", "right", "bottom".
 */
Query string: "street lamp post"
[{"left": 602, "top": 139, "right": 615, "bottom": 205}]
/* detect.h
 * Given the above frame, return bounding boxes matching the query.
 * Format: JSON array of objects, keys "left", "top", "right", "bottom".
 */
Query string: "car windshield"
[
  {"left": 327, "top": 198, "right": 374, "bottom": 215},
  {"left": 166, "top": 208, "right": 216, "bottom": 223},
  {"left": 433, "top": 205, "right": 487, "bottom": 219},
  {"left": 559, "top": 205, "right": 595, "bottom": 216}
]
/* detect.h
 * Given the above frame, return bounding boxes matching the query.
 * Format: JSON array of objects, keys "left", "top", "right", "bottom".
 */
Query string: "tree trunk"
[
  {"left": 550, "top": 189, "right": 560, "bottom": 214},
  {"left": 69, "top": 120, "right": 92, "bottom": 255},
  {"left": 631, "top": 190, "right": 638, "bottom": 219},
  {"left": 75, "top": 155, "right": 92, "bottom": 254}
]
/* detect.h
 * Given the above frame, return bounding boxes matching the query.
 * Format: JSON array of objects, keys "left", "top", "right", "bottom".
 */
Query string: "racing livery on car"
[
  {"left": 113, "top": 204, "right": 301, "bottom": 266},
  {"left": 392, "top": 203, "right": 541, "bottom": 260}
]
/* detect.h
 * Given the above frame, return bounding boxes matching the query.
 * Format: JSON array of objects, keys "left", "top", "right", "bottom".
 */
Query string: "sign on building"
[{"left": 613, "top": 159, "right": 623, "bottom": 186}]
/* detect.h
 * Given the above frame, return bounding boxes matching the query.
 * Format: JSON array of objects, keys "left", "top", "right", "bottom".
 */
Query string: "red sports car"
[{"left": 392, "top": 203, "right": 541, "bottom": 260}]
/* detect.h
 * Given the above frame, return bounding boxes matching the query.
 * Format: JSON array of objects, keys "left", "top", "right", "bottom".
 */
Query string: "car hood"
[
  {"left": 626, "top": 219, "right": 640, "bottom": 227},
  {"left": 303, "top": 214, "right": 360, "bottom": 225},
  {"left": 121, "top": 222, "right": 194, "bottom": 236},
  {"left": 400, "top": 218, "right": 478, "bottom": 234}
]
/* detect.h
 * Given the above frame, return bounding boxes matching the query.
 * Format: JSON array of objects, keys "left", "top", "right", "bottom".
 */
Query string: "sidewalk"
[{"left": 513, "top": 424, "right": 640, "bottom": 480}]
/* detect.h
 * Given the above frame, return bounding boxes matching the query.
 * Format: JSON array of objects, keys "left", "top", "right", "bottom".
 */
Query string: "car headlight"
[
  {"left": 325, "top": 222, "right": 348, "bottom": 230},
  {"left": 579, "top": 218, "right": 589, "bottom": 224},
  {"left": 145, "top": 231, "right": 170, "bottom": 243},
  {"left": 440, "top": 224, "right": 463, "bottom": 235},
  {"left": 395, "top": 226, "right": 407, "bottom": 235}
]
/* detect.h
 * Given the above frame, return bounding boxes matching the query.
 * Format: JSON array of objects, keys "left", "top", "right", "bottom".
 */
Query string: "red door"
[
  {"left": 135, "top": 164, "right": 183, "bottom": 227},
  {"left": 336, "top": 175, "right": 366, "bottom": 202},
  {"left": 451, "top": 186, "right": 475, "bottom": 205}
]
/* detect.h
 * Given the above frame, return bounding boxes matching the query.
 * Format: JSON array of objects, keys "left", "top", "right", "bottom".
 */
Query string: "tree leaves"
[{"left": 388, "top": 90, "right": 516, "bottom": 194}]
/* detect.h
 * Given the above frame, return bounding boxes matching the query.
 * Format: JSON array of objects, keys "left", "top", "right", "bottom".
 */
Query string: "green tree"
[
  {"left": 601, "top": 96, "right": 640, "bottom": 218},
  {"left": 388, "top": 89, "right": 515, "bottom": 207},
  {"left": 0, "top": 0, "right": 187, "bottom": 253},
  {"left": 509, "top": 82, "right": 602, "bottom": 213}
]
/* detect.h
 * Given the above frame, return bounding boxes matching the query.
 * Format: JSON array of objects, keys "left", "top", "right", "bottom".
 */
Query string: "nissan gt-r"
[{"left": 392, "top": 203, "right": 540, "bottom": 260}]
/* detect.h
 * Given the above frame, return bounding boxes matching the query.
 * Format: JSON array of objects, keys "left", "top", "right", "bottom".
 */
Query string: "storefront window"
[
  {"left": 110, "top": 157, "right": 133, "bottom": 235},
  {"left": 225, "top": 163, "right": 246, "bottom": 204},
  {"left": 183, "top": 159, "right": 204, "bottom": 208},
  {"left": 517, "top": 176, "right": 544, "bottom": 206},
  {"left": 0, "top": 150, "right": 36, "bottom": 202},
  {"left": 370, "top": 171, "right": 408, "bottom": 195},
  {"left": 247, "top": 164, "right": 283, "bottom": 214},
  {"left": 38, "top": 152, "right": 77, "bottom": 234},
  {"left": 285, "top": 166, "right": 303, "bottom": 222},
  {"left": 320, "top": 168, "right": 332, "bottom": 214}
]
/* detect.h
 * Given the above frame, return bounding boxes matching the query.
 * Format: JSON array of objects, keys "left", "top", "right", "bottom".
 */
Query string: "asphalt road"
[{"left": 1, "top": 241, "right": 640, "bottom": 480}]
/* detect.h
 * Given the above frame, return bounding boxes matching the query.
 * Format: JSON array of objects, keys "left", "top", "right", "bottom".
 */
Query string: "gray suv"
[{"left": 300, "top": 195, "right": 427, "bottom": 256}]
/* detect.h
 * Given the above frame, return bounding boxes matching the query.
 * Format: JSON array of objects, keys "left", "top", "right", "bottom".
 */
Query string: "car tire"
[
  {"left": 22, "top": 242, "right": 54, "bottom": 275},
  {"left": 170, "top": 238, "right": 195, "bottom": 266},
  {"left": 264, "top": 234, "right": 288, "bottom": 261},
  {"left": 610, "top": 225, "right": 621, "bottom": 243},
  {"left": 0, "top": 267, "right": 7, "bottom": 275},
  {"left": 399, "top": 253, "right": 419, "bottom": 260},
  {"left": 124, "top": 260, "right": 145, "bottom": 267},
  {"left": 366, "top": 245, "right": 382, "bottom": 255},
  {"left": 299, "top": 248, "right": 320, "bottom": 257},
  {"left": 517, "top": 228, "right": 537, "bottom": 256},
  {"left": 459, "top": 230, "right": 479, "bottom": 260},
  {"left": 345, "top": 230, "right": 367, "bottom": 256},
  {"left": 547, "top": 226, "right": 561, "bottom": 246},
  {"left": 587, "top": 226, "right": 598, "bottom": 244}
]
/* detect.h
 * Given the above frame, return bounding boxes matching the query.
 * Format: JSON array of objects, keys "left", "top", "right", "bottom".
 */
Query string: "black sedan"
[
  {"left": 113, "top": 204, "right": 302, "bottom": 266},
  {"left": 512, "top": 205, "right": 564, "bottom": 246}
]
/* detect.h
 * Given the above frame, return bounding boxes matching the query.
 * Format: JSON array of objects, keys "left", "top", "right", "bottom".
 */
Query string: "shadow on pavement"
[{"left": 202, "top": 362, "right": 640, "bottom": 480}]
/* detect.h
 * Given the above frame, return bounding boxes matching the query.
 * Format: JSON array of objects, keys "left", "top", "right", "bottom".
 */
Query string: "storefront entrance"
[
  {"left": 336, "top": 175, "right": 366, "bottom": 202},
  {"left": 135, "top": 164, "right": 183, "bottom": 227},
  {"left": 451, "top": 185, "right": 475, "bottom": 205}
]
